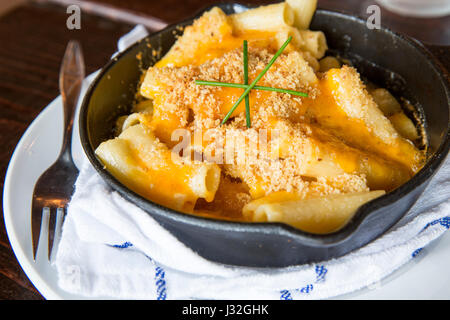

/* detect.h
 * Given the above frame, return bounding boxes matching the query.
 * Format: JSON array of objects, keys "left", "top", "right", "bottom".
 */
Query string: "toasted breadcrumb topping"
[{"left": 142, "top": 47, "right": 318, "bottom": 129}]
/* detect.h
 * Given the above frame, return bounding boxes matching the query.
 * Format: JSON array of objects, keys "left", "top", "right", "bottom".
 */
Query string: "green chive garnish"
[
  {"left": 220, "top": 36, "right": 293, "bottom": 126},
  {"left": 243, "top": 40, "right": 251, "bottom": 128},
  {"left": 194, "top": 80, "right": 308, "bottom": 97},
  {"left": 195, "top": 36, "right": 306, "bottom": 127}
]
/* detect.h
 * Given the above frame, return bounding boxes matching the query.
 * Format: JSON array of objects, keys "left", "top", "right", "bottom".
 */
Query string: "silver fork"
[{"left": 32, "top": 40, "right": 85, "bottom": 261}]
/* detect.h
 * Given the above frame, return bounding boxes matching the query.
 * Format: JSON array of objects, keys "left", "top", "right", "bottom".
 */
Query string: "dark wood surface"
[
  {"left": 0, "top": 0, "right": 448, "bottom": 300},
  {"left": 46, "top": 0, "right": 450, "bottom": 45}
]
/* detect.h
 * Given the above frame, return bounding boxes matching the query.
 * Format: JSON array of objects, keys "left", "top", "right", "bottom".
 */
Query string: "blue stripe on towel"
[
  {"left": 315, "top": 265, "right": 327, "bottom": 283},
  {"left": 154, "top": 266, "right": 167, "bottom": 300},
  {"left": 423, "top": 217, "right": 450, "bottom": 230},
  {"left": 412, "top": 247, "right": 423, "bottom": 258},
  {"left": 109, "top": 241, "right": 133, "bottom": 249},
  {"left": 280, "top": 264, "right": 326, "bottom": 299},
  {"left": 280, "top": 289, "right": 293, "bottom": 300},
  {"left": 438, "top": 217, "right": 450, "bottom": 229},
  {"left": 298, "top": 284, "right": 314, "bottom": 294}
]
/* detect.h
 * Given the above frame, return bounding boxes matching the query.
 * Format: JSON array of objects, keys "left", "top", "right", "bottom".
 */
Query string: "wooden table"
[{"left": 0, "top": 0, "right": 448, "bottom": 300}]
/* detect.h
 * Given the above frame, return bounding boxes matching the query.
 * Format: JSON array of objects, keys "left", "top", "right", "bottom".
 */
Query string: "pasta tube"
[
  {"left": 370, "top": 88, "right": 402, "bottom": 116},
  {"left": 286, "top": 0, "right": 318, "bottom": 29},
  {"left": 319, "top": 56, "right": 341, "bottom": 72},
  {"left": 297, "top": 30, "right": 327, "bottom": 59},
  {"left": 229, "top": 2, "right": 295, "bottom": 32},
  {"left": 243, "top": 190, "right": 385, "bottom": 234},
  {"left": 96, "top": 124, "right": 221, "bottom": 212},
  {"left": 121, "top": 112, "right": 153, "bottom": 132},
  {"left": 389, "top": 112, "right": 419, "bottom": 141}
]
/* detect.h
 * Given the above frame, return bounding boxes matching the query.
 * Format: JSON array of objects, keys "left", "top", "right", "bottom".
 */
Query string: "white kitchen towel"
[{"left": 54, "top": 25, "right": 450, "bottom": 300}]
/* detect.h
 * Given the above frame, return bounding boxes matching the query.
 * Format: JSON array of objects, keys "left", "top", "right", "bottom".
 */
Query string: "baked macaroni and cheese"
[{"left": 95, "top": 0, "right": 426, "bottom": 234}]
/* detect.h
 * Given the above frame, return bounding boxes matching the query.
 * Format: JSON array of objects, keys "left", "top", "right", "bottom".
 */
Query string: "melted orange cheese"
[{"left": 156, "top": 30, "right": 279, "bottom": 68}]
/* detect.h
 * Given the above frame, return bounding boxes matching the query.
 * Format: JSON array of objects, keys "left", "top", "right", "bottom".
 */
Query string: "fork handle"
[
  {"left": 59, "top": 40, "right": 85, "bottom": 163},
  {"left": 60, "top": 94, "right": 78, "bottom": 163}
]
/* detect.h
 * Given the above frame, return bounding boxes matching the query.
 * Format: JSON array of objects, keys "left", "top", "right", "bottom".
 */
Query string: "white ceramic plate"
[{"left": 3, "top": 72, "right": 450, "bottom": 300}]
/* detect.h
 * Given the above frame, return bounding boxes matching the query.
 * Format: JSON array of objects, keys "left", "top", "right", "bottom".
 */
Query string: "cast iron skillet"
[{"left": 79, "top": 2, "right": 450, "bottom": 267}]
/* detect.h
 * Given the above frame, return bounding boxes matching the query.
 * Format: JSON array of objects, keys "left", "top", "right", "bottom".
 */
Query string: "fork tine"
[
  {"left": 32, "top": 199, "right": 44, "bottom": 261},
  {"left": 35, "top": 207, "right": 50, "bottom": 262},
  {"left": 47, "top": 207, "right": 56, "bottom": 261},
  {"left": 49, "top": 207, "right": 65, "bottom": 262}
]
